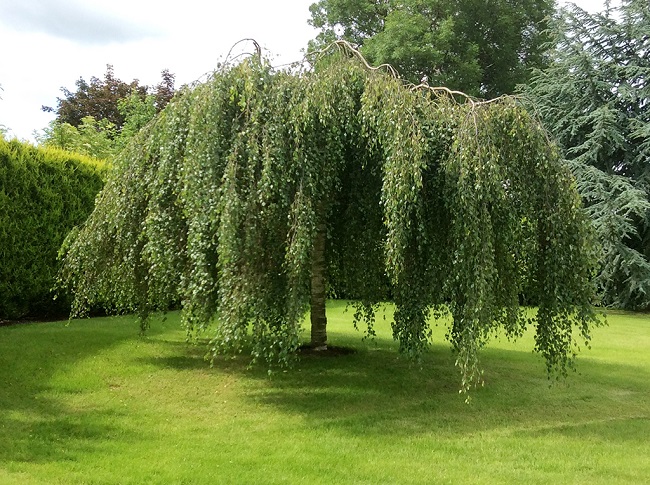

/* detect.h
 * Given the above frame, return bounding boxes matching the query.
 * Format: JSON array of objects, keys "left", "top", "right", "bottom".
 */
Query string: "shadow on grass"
[
  {"left": 0, "top": 315, "right": 167, "bottom": 464},
  {"left": 0, "top": 407, "right": 132, "bottom": 465},
  {"left": 144, "top": 333, "right": 650, "bottom": 442}
]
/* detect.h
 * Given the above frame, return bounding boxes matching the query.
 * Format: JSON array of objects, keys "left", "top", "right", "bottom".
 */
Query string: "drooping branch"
[
  {"left": 308, "top": 40, "right": 400, "bottom": 78},
  {"left": 223, "top": 38, "right": 262, "bottom": 65}
]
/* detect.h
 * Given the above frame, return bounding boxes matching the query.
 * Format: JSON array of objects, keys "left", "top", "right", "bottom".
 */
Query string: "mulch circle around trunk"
[{"left": 298, "top": 344, "right": 357, "bottom": 357}]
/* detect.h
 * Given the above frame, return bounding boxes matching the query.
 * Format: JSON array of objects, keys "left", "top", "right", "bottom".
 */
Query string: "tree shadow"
[
  {"left": 1, "top": 406, "right": 132, "bottom": 465},
  {"left": 523, "top": 416, "right": 649, "bottom": 444},
  {"left": 0, "top": 315, "right": 168, "bottom": 464},
  {"left": 144, "top": 334, "right": 650, "bottom": 442}
]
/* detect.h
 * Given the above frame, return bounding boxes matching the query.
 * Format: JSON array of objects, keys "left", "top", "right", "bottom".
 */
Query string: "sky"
[{"left": 0, "top": 0, "right": 611, "bottom": 142}]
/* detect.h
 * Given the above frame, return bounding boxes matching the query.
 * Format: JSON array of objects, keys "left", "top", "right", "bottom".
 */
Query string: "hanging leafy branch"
[{"left": 58, "top": 43, "right": 601, "bottom": 394}]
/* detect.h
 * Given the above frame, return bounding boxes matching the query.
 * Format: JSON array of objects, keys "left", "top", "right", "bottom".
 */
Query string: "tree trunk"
[{"left": 310, "top": 221, "right": 328, "bottom": 350}]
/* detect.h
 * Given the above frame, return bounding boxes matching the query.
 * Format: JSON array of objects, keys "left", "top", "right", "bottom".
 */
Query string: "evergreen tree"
[{"left": 522, "top": 0, "right": 650, "bottom": 310}]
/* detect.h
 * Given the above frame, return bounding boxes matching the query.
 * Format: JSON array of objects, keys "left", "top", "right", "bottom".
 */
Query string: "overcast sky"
[{"left": 0, "top": 0, "right": 610, "bottom": 141}]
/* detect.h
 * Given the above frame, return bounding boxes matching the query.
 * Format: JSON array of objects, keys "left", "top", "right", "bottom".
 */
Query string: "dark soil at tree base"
[{"left": 298, "top": 344, "right": 357, "bottom": 357}]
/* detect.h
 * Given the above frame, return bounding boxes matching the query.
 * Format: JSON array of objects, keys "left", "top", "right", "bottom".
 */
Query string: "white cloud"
[{"left": 0, "top": 0, "right": 161, "bottom": 44}]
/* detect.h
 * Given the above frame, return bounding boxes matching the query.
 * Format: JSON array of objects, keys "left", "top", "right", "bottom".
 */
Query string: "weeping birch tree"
[{"left": 58, "top": 44, "right": 600, "bottom": 393}]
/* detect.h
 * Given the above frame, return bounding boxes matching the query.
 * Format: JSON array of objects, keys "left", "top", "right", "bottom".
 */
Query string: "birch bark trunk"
[{"left": 310, "top": 221, "right": 327, "bottom": 350}]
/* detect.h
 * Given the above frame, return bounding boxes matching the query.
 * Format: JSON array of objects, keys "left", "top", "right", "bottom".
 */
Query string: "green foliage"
[
  {"left": 36, "top": 116, "right": 117, "bottom": 160},
  {"left": 115, "top": 91, "right": 158, "bottom": 148},
  {"left": 521, "top": 0, "right": 650, "bottom": 310},
  {"left": 37, "top": 66, "right": 176, "bottom": 160},
  {"left": 59, "top": 50, "right": 600, "bottom": 392},
  {"left": 308, "top": 0, "right": 553, "bottom": 97},
  {"left": 37, "top": 92, "right": 161, "bottom": 160},
  {"left": 0, "top": 139, "right": 105, "bottom": 319},
  {"left": 42, "top": 66, "right": 176, "bottom": 133}
]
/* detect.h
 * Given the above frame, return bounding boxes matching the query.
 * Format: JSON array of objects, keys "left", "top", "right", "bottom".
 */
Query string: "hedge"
[{"left": 0, "top": 138, "right": 105, "bottom": 319}]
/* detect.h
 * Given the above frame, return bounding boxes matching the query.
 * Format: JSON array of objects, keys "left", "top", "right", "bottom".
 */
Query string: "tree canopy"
[
  {"left": 58, "top": 45, "right": 600, "bottom": 394},
  {"left": 308, "top": 0, "right": 553, "bottom": 97},
  {"left": 521, "top": 0, "right": 650, "bottom": 310}
]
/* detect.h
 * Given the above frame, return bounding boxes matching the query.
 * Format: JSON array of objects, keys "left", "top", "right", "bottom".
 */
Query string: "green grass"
[{"left": 1, "top": 301, "right": 648, "bottom": 484}]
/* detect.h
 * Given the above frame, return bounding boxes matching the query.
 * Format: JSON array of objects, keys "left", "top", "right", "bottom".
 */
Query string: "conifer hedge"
[{"left": 0, "top": 138, "right": 105, "bottom": 319}]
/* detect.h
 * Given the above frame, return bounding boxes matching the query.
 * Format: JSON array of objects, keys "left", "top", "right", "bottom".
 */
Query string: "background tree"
[
  {"left": 42, "top": 66, "right": 176, "bottom": 134},
  {"left": 114, "top": 90, "right": 158, "bottom": 150},
  {"left": 43, "top": 65, "right": 144, "bottom": 131},
  {"left": 58, "top": 48, "right": 600, "bottom": 394},
  {"left": 521, "top": 0, "right": 650, "bottom": 310},
  {"left": 36, "top": 116, "right": 116, "bottom": 160},
  {"left": 308, "top": 0, "right": 553, "bottom": 97},
  {"left": 38, "top": 69, "right": 175, "bottom": 159},
  {"left": 153, "top": 69, "right": 176, "bottom": 111}
]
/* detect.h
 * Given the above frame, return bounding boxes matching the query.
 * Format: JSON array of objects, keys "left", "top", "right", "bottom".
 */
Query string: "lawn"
[{"left": 1, "top": 301, "right": 648, "bottom": 484}]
